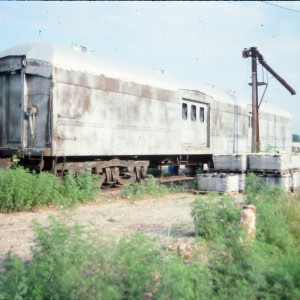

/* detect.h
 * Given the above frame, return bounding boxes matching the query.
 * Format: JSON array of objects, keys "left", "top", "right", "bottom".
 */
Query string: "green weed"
[
  {"left": 191, "top": 173, "right": 300, "bottom": 299},
  {"left": 0, "top": 220, "right": 215, "bottom": 299},
  {"left": 1, "top": 172, "right": 300, "bottom": 299},
  {"left": 0, "top": 167, "right": 100, "bottom": 212},
  {"left": 191, "top": 193, "right": 240, "bottom": 241},
  {"left": 121, "top": 174, "right": 195, "bottom": 200},
  {"left": 121, "top": 174, "right": 167, "bottom": 200},
  {"left": 0, "top": 167, "right": 35, "bottom": 212}
]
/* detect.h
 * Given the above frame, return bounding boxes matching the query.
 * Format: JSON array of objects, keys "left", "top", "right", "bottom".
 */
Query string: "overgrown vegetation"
[
  {"left": 121, "top": 175, "right": 167, "bottom": 199},
  {"left": 121, "top": 174, "right": 196, "bottom": 200},
  {"left": 0, "top": 218, "right": 214, "bottom": 300},
  {"left": 1, "top": 173, "right": 300, "bottom": 299},
  {"left": 0, "top": 167, "right": 194, "bottom": 211},
  {"left": 0, "top": 167, "right": 100, "bottom": 212},
  {"left": 191, "top": 173, "right": 300, "bottom": 299},
  {"left": 192, "top": 192, "right": 240, "bottom": 240}
]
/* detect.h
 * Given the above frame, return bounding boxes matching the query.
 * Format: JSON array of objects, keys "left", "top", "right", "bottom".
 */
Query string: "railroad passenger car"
[{"left": 0, "top": 42, "right": 292, "bottom": 185}]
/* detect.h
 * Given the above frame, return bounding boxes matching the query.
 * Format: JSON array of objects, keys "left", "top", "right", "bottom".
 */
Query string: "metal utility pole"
[
  {"left": 250, "top": 47, "right": 259, "bottom": 153},
  {"left": 242, "top": 47, "right": 296, "bottom": 153}
]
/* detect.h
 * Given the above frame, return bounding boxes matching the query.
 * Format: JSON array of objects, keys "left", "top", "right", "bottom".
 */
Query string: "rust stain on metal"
[
  {"left": 83, "top": 89, "right": 91, "bottom": 112},
  {"left": 132, "top": 101, "right": 140, "bottom": 116},
  {"left": 157, "top": 89, "right": 172, "bottom": 102},
  {"left": 141, "top": 85, "right": 152, "bottom": 99},
  {"left": 104, "top": 77, "right": 120, "bottom": 92}
]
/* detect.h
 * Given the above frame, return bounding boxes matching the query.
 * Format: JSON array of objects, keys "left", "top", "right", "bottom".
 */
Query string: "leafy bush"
[
  {"left": 1, "top": 172, "right": 300, "bottom": 299},
  {"left": 245, "top": 174, "right": 297, "bottom": 253},
  {"left": 74, "top": 171, "right": 100, "bottom": 202},
  {"left": 0, "top": 167, "right": 35, "bottom": 212},
  {"left": 121, "top": 180, "right": 147, "bottom": 199},
  {"left": 157, "top": 257, "right": 213, "bottom": 299},
  {"left": 208, "top": 231, "right": 300, "bottom": 300},
  {"left": 62, "top": 172, "right": 100, "bottom": 205},
  {"left": 112, "top": 233, "right": 162, "bottom": 299},
  {"left": 0, "top": 167, "right": 100, "bottom": 212},
  {"left": 283, "top": 194, "right": 300, "bottom": 248},
  {"left": 0, "top": 219, "right": 215, "bottom": 299},
  {"left": 190, "top": 174, "right": 300, "bottom": 299},
  {"left": 121, "top": 174, "right": 195, "bottom": 200},
  {"left": 33, "top": 171, "right": 64, "bottom": 207},
  {"left": 191, "top": 193, "right": 240, "bottom": 240},
  {"left": 1, "top": 196, "right": 300, "bottom": 300},
  {"left": 121, "top": 174, "right": 167, "bottom": 199}
]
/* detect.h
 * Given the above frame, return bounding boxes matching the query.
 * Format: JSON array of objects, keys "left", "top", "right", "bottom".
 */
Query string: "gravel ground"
[{"left": 0, "top": 192, "right": 198, "bottom": 267}]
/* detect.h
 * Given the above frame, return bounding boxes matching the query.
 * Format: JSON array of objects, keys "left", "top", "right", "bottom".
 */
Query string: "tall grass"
[
  {"left": 121, "top": 174, "right": 168, "bottom": 199},
  {"left": 0, "top": 219, "right": 214, "bottom": 300},
  {"left": 0, "top": 167, "right": 100, "bottom": 212},
  {"left": 191, "top": 173, "right": 300, "bottom": 299},
  {"left": 1, "top": 173, "right": 300, "bottom": 299},
  {"left": 192, "top": 193, "right": 240, "bottom": 240},
  {"left": 121, "top": 174, "right": 196, "bottom": 200}
]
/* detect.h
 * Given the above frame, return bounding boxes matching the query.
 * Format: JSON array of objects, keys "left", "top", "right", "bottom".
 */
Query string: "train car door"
[
  {"left": 0, "top": 70, "right": 23, "bottom": 148},
  {"left": 0, "top": 56, "right": 26, "bottom": 150},
  {"left": 6, "top": 73, "right": 23, "bottom": 144},
  {"left": 181, "top": 99, "right": 208, "bottom": 150},
  {"left": 24, "top": 75, "right": 51, "bottom": 149}
]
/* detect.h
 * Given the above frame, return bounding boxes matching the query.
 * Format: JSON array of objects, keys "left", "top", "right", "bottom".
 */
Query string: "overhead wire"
[{"left": 262, "top": 1, "right": 300, "bottom": 13}]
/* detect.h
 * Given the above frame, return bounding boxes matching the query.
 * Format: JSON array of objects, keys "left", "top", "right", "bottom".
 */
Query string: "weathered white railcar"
[{"left": 0, "top": 42, "right": 292, "bottom": 184}]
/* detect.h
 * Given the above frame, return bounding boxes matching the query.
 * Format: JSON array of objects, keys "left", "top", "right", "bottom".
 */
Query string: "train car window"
[
  {"left": 182, "top": 103, "right": 188, "bottom": 120},
  {"left": 191, "top": 105, "right": 196, "bottom": 121},
  {"left": 249, "top": 116, "right": 252, "bottom": 128},
  {"left": 200, "top": 107, "right": 205, "bottom": 122}
]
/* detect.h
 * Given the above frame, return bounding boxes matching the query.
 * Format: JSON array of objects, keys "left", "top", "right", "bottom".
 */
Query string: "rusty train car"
[{"left": 0, "top": 42, "right": 292, "bottom": 186}]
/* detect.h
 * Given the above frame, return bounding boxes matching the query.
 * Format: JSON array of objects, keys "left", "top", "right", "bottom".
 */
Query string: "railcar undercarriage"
[
  {"left": 51, "top": 157, "right": 149, "bottom": 188},
  {"left": 0, "top": 153, "right": 213, "bottom": 188}
]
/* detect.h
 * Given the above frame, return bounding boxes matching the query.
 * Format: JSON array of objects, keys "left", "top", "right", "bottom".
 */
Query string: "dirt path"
[{"left": 0, "top": 192, "right": 197, "bottom": 266}]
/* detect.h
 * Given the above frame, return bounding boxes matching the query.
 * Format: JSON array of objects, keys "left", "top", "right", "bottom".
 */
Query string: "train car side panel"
[
  {"left": 51, "top": 68, "right": 181, "bottom": 157},
  {"left": 259, "top": 108, "right": 291, "bottom": 152},
  {"left": 210, "top": 98, "right": 248, "bottom": 154}
]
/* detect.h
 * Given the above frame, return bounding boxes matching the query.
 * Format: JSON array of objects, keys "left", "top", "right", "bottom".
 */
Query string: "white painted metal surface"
[{"left": 0, "top": 42, "right": 293, "bottom": 161}]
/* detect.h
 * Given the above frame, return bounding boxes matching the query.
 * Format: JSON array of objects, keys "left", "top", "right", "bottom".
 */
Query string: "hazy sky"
[{"left": 1, "top": 1, "right": 299, "bottom": 132}]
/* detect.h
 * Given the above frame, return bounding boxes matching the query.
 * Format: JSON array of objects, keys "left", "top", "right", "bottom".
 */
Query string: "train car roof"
[
  {"left": 0, "top": 42, "right": 291, "bottom": 118},
  {"left": 0, "top": 41, "right": 184, "bottom": 90}
]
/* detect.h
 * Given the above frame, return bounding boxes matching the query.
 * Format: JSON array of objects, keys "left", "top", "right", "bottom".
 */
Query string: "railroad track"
[
  {"left": 99, "top": 175, "right": 195, "bottom": 191},
  {"left": 158, "top": 175, "right": 195, "bottom": 185}
]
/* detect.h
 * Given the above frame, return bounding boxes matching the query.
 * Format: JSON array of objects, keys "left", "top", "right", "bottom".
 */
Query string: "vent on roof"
[
  {"left": 71, "top": 43, "right": 87, "bottom": 52},
  {"left": 153, "top": 67, "right": 165, "bottom": 75}
]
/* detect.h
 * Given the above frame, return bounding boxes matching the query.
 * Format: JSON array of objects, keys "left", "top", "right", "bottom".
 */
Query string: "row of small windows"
[{"left": 182, "top": 103, "right": 205, "bottom": 122}]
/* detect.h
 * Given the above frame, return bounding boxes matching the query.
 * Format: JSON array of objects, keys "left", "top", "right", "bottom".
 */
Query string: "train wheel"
[
  {"left": 116, "top": 171, "right": 137, "bottom": 185},
  {"left": 98, "top": 173, "right": 106, "bottom": 187},
  {"left": 102, "top": 182, "right": 115, "bottom": 189}
]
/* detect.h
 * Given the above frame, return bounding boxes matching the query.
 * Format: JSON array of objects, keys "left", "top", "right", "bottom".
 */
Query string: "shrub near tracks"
[
  {"left": 0, "top": 219, "right": 214, "bottom": 300},
  {"left": 1, "top": 173, "right": 300, "bottom": 299},
  {"left": 191, "top": 174, "right": 300, "bottom": 299},
  {"left": 0, "top": 167, "right": 100, "bottom": 212},
  {"left": 121, "top": 174, "right": 196, "bottom": 200},
  {"left": 121, "top": 175, "right": 168, "bottom": 200}
]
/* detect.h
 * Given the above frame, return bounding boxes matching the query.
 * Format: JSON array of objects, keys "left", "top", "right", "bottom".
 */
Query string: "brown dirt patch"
[{"left": 0, "top": 192, "right": 197, "bottom": 267}]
